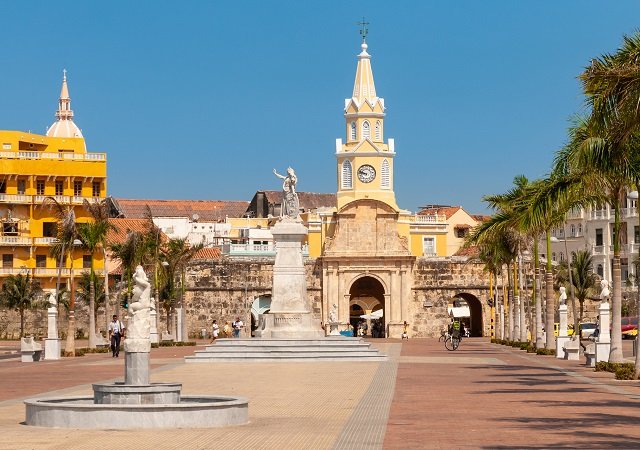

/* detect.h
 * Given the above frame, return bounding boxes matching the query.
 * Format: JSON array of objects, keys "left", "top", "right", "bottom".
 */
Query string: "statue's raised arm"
[{"left": 273, "top": 166, "right": 300, "bottom": 219}]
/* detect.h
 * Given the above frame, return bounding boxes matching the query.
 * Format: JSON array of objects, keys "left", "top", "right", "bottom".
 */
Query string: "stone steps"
[{"left": 185, "top": 337, "right": 387, "bottom": 362}]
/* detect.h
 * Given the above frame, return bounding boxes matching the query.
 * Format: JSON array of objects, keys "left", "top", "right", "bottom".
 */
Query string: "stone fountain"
[{"left": 25, "top": 266, "right": 248, "bottom": 429}]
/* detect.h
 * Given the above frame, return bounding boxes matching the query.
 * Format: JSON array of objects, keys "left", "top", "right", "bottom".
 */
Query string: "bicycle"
[
  {"left": 438, "top": 329, "right": 450, "bottom": 342},
  {"left": 444, "top": 334, "right": 461, "bottom": 351}
]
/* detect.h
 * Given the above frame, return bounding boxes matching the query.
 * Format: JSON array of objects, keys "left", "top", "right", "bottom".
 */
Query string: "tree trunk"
[
  {"left": 535, "top": 266, "right": 543, "bottom": 348},
  {"left": 20, "top": 308, "right": 25, "bottom": 338},
  {"left": 507, "top": 262, "right": 514, "bottom": 341},
  {"left": 88, "top": 271, "right": 97, "bottom": 349},
  {"left": 519, "top": 254, "right": 527, "bottom": 342},
  {"left": 610, "top": 255, "right": 624, "bottom": 362},
  {"left": 545, "top": 270, "right": 555, "bottom": 350},
  {"left": 64, "top": 251, "right": 76, "bottom": 356}
]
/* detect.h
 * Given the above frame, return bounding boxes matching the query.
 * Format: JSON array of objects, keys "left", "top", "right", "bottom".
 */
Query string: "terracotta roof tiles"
[{"left": 113, "top": 198, "right": 249, "bottom": 221}]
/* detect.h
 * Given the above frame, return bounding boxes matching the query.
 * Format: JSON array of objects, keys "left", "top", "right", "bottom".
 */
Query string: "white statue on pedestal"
[
  {"left": 127, "top": 265, "right": 153, "bottom": 341},
  {"left": 600, "top": 279, "right": 610, "bottom": 303},
  {"left": 273, "top": 167, "right": 300, "bottom": 219},
  {"left": 558, "top": 286, "right": 567, "bottom": 306},
  {"left": 329, "top": 304, "right": 337, "bottom": 323}
]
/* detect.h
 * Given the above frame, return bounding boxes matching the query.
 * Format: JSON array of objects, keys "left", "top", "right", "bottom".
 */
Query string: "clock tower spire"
[{"left": 335, "top": 37, "right": 398, "bottom": 211}]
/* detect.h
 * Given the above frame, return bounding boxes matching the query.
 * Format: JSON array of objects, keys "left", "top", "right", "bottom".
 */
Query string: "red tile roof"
[
  {"left": 107, "top": 218, "right": 160, "bottom": 246},
  {"left": 193, "top": 247, "right": 221, "bottom": 260},
  {"left": 454, "top": 246, "right": 480, "bottom": 257},
  {"left": 261, "top": 191, "right": 336, "bottom": 211},
  {"left": 113, "top": 198, "right": 250, "bottom": 221},
  {"left": 417, "top": 206, "right": 462, "bottom": 218}
]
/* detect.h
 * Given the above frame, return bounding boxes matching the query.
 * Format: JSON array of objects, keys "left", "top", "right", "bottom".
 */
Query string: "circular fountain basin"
[
  {"left": 93, "top": 382, "right": 182, "bottom": 405},
  {"left": 24, "top": 395, "right": 248, "bottom": 428}
]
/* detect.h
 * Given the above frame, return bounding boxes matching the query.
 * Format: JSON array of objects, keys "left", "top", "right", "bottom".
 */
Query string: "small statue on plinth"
[
  {"left": 273, "top": 167, "right": 300, "bottom": 219},
  {"left": 558, "top": 286, "right": 567, "bottom": 306},
  {"left": 329, "top": 304, "right": 337, "bottom": 324},
  {"left": 600, "top": 279, "right": 610, "bottom": 303}
]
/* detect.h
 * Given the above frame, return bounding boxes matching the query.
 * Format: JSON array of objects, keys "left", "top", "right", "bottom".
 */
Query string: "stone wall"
[{"left": 181, "top": 257, "right": 322, "bottom": 338}]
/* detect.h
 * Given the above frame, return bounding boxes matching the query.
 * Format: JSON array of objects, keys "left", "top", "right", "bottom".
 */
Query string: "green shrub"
[
  {"left": 175, "top": 341, "right": 196, "bottom": 347},
  {"left": 159, "top": 340, "right": 175, "bottom": 347},
  {"left": 151, "top": 343, "right": 159, "bottom": 348},
  {"left": 595, "top": 361, "right": 609, "bottom": 372},
  {"left": 536, "top": 348, "right": 555, "bottom": 356},
  {"left": 595, "top": 362, "right": 634, "bottom": 373},
  {"left": 526, "top": 345, "right": 537, "bottom": 353},
  {"left": 615, "top": 365, "right": 636, "bottom": 380}
]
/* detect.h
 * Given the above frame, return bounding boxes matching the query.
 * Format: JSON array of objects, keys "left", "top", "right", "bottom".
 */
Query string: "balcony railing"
[
  {"left": 0, "top": 151, "right": 106, "bottom": 161},
  {"left": 33, "top": 237, "right": 58, "bottom": 245},
  {"left": 33, "top": 268, "right": 66, "bottom": 277},
  {"left": 415, "top": 214, "right": 447, "bottom": 224},
  {"left": 0, "top": 236, "right": 31, "bottom": 245},
  {"left": 0, "top": 194, "right": 105, "bottom": 205},
  {"left": 222, "top": 243, "right": 309, "bottom": 256},
  {"left": 592, "top": 245, "right": 605, "bottom": 255},
  {"left": 589, "top": 210, "right": 609, "bottom": 220}
]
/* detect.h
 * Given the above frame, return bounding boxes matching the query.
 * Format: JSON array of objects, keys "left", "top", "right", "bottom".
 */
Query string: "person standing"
[
  {"left": 402, "top": 320, "right": 409, "bottom": 340},
  {"left": 211, "top": 320, "right": 219, "bottom": 343},
  {"left": 108, "top": 314, "right": 124, "bottom": 357},
  {"left": 233, "top": 317, "right": 244, "bottom": 338}
]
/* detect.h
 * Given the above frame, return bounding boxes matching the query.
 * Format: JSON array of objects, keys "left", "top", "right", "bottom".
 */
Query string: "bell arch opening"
[{"left": 348, "top": 275, "right": 386, "bottom": 337}]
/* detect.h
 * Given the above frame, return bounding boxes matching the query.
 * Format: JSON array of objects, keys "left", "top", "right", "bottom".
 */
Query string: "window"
[
  {"left": 559, "top": 252, "right": 565, "bottom": 262},
  {"left": 455, "top": 228, "right": 468, "bottom": 238},
  {"left": 2, "top": 143, "right": 10, "bottom": 150},
  {"left": 2, "top": 254, "right": 12, "bottom": 268},
  {"left": 83, "top": 255, "right": 92, "bottom": 269},
  {"left": 571, "top": 252, "right": 577, "bottom": 263},
  {"left": 381, "top": 159, "right": 390, "bottom": 189},
  {"left": 597, "top": 264, "right": 604, "bottom": 277},
  {"left": 55, "top": 180, "right": 64, "bottom": 196},
  {"left": 595, "top": 228, "right": 603, "bottom": 246},
  {"left": 552, "top": 252, "right": 557, "bottom": 262},
  {"left": 635, "top": 226, "right": 639, "bottom": 244},
  {"left": 558, "top": 228, "right": 564, "bottom": 238},
  {"left": 362, "top": 121, "right": 370, "bottom": 139},
  {"left": 36, "top": 180, "right": 45, "bottom": 196},
  {"left": 3, "top": 222, "right": 17, "bottom": 235},
  {"left": 17, "top": 180, "right": 25, "bottom": 195},
  {"left": 578, "top": 224, "right": 582, "bottom": 236},
  {"left": 0, "top": 181, "right": 6, "bottom": 194},
  {"left": 570, "top": 224, "right": 575, "bottom": 237},
  {"left": 341, "top": 160, "right": 353, "bottom": 189},
  {"left": 350, "top": 122, "right": 356, "bottom": 141},
  {"left": 36, "top": 255, "right": 46, "bottom": 268},
  {"left": 92, "top": 182, "right": 101, "bottom": 197},
  {"left": 422, "top": 237, "right": 436, "bottom": 256},
  {"left": 375, "top": 121, "right": 381, "bottom": 141},
  {"left": 74, "top": 181, "right": 82, "bottom": 197},
  {"left": 43, "top": 222, "right": 57, "bottom": 238}
]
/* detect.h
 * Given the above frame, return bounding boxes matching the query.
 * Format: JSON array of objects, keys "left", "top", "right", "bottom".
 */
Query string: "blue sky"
[{"left": 2, "top": 1, "right": 639, "bottom": 214}]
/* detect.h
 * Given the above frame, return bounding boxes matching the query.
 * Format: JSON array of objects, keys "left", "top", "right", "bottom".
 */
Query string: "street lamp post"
[{"left": 627, "top": 190, "right": 640, "bottom": 374}]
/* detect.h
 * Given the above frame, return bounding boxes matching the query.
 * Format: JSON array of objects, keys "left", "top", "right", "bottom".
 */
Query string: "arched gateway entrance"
[
  {"left": 448, "top": 293, "right": 484, "bottom": 337},
  {"left": 349, "top": 276, "right": 385, "bottom": 337}
]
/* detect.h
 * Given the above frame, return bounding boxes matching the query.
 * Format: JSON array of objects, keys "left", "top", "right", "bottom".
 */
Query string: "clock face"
[{"left": 357, "top": 164, "right": 376, "bottom": 183}]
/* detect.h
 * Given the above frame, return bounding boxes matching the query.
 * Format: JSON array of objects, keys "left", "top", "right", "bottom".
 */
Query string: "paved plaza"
[{"left": 1, "top": 339, "right": 640, "bottom": 449}]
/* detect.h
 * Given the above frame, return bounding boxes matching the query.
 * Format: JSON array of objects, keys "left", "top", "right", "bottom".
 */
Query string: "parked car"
[
  {"left": 579, "top": 322, "right": 597, "bottom": 339},
  {"left": 621, "top": 317, "right": 639, "bottom": 339}
]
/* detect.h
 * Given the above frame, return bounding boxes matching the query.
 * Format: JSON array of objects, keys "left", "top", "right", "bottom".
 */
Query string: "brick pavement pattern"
[{"left": 1, "top": 339, "right": 640, "bottom": 449}]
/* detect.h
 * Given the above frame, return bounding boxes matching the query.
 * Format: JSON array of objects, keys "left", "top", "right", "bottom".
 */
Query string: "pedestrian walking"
[
  {"left": 402, "top": 320, "right": 409, "bottom": 339},
  {"left": 233, "top": 317, "right": 244, "bottom": 338},
  {"left": 211, "top": 320, "right": 219, "bottom": 343},
  {"left": 223, "top": 321, "right": 232, "bottom": 337},
  {"left": 108, "top": 314, "right": 124, "bottom": 357}
]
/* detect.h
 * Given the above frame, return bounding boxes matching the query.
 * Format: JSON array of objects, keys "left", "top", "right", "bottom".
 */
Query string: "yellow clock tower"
[{"left": 336, "top": 39, "right": 398, "bottom": 211}]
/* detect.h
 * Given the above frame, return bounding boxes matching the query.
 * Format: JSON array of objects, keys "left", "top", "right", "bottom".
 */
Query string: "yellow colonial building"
[{"left": 0, "top": 71, "right": 107, "bottom": 292}]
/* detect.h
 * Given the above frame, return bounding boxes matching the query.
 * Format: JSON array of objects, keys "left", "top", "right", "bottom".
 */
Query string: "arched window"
[
  {"left": 381, "top": 159, "right": 390, "bottom": 189},
  {"left": 578, "top": 224, "right": 582, "bottom": 236},
  {"left": 341, "top": 160, "right": 353, "bottom": 189},
  {"left": 375, "top": 121, "right": 381, "bottom": 141},
  {"left": 559, "top": 252, "right": 564, "bottom": 262},
  {"left": 350, "top": 122, "right": 356, "bottom": 141},
  {"left": 570, "top": 224, "right": 575, "bottom": 237},
  {"left": 362, "top": 121, "right": 370, "bottom": 139},
  {"left": 552, "top": 252, "right": 557, "bottom": 262},
  {"left": 597, "top": 264, "right": 604, "bottom": 277}
]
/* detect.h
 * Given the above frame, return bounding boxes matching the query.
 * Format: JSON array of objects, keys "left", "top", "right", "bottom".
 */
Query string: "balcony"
[
  {"left": 566, "top": 208, "right": 584, "bottom": 220},
  {"left": 33, "top": 268, "right": 66, "bottom": 277},
  {"left": 0, "top": 236, "right": 31, "bottom": 245},
  {"left": 0, "top": 194, "right": 31, "bottom": 204},
  {"left": 33, "top": 237, "right": 58, "bottom": 245},
  {"left": 415, "top": 214, "right": 447, "bottom": 224},
  {"left": 592, "top": 245, "right": 605, "bottom": 255},
  {"left": 222, "top": 243, "right": 309, "bottom": 257},
  {"left": 0, "top": 151, "right": 106, "bottom": 162},
  {"left": 0, "top": 267, "right": 25, "bottom": 275},
  {"left": 589, "top": 210, "right": 609, "bottom": 220}
]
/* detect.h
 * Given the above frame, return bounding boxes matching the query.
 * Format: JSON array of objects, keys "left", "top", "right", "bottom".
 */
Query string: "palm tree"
[
  {"left": 75, "top": 271, "right": 106, "bottom": 337},
  {"left": 0, "top": 273, "right": 44, "bottom": 337},
  {"left": 158, "top": 238, "right": 202, "bottom": 338},
  {"left": 77, "top": 201, "right": 114, "bottom": 348},
  {"left": 43, "top": 197, "right": 80, "bottom": 356},
  {"left": 556, "top": 250, "right": 597, "bottom": 325}
]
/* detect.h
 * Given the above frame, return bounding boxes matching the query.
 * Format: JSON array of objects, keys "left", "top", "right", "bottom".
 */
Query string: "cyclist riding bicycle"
[{"left": 449, "top": 319, "right": 463, "bottom": 340}]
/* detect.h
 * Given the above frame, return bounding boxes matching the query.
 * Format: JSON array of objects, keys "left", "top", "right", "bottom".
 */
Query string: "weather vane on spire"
[{"left": 358, "top": 17, "right": 369, "bottom": 42}]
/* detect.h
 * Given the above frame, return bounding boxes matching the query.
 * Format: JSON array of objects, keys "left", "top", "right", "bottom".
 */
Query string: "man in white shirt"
[
  {"left": 108, "top": 314, "right": 124, "bottom": 357},
  {"left": 233, "top": 317, "right": 244, "bottom": 338}
]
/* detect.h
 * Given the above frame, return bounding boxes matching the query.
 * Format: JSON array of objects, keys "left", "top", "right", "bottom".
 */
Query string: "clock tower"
[{"left": 336, "top": 38, "right": 398, "bottom": 211}]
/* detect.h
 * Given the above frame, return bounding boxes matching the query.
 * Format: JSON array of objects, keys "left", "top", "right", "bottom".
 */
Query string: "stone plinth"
[
  {"left": 125, "top": 352, "right": 150, "bottom": 385},
  {"left": 260, "top": 218, "right": 323, "bottom": 339},
  {"left": 44, "top": 338, "right": 61, "bottom": 361},
  {"left": 595, "top": 301, "right": 611, "bottom": 363},
  {"left": 93, "top": 383, "right": 181, "bottom": 405}
]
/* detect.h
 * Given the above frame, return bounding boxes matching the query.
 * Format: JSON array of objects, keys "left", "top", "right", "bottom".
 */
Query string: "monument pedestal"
[
  {"left": 556, "top": 304, "right": 570, "bottom": 359},
  {"left": 259, "top": 218, "right": 323, "bottom": 339},
  {"left": 44, "top": 338, "right": 61, "bottom": 360},
  {"left": 595, "top": 301, "right": 611, "bottom": 364}
]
